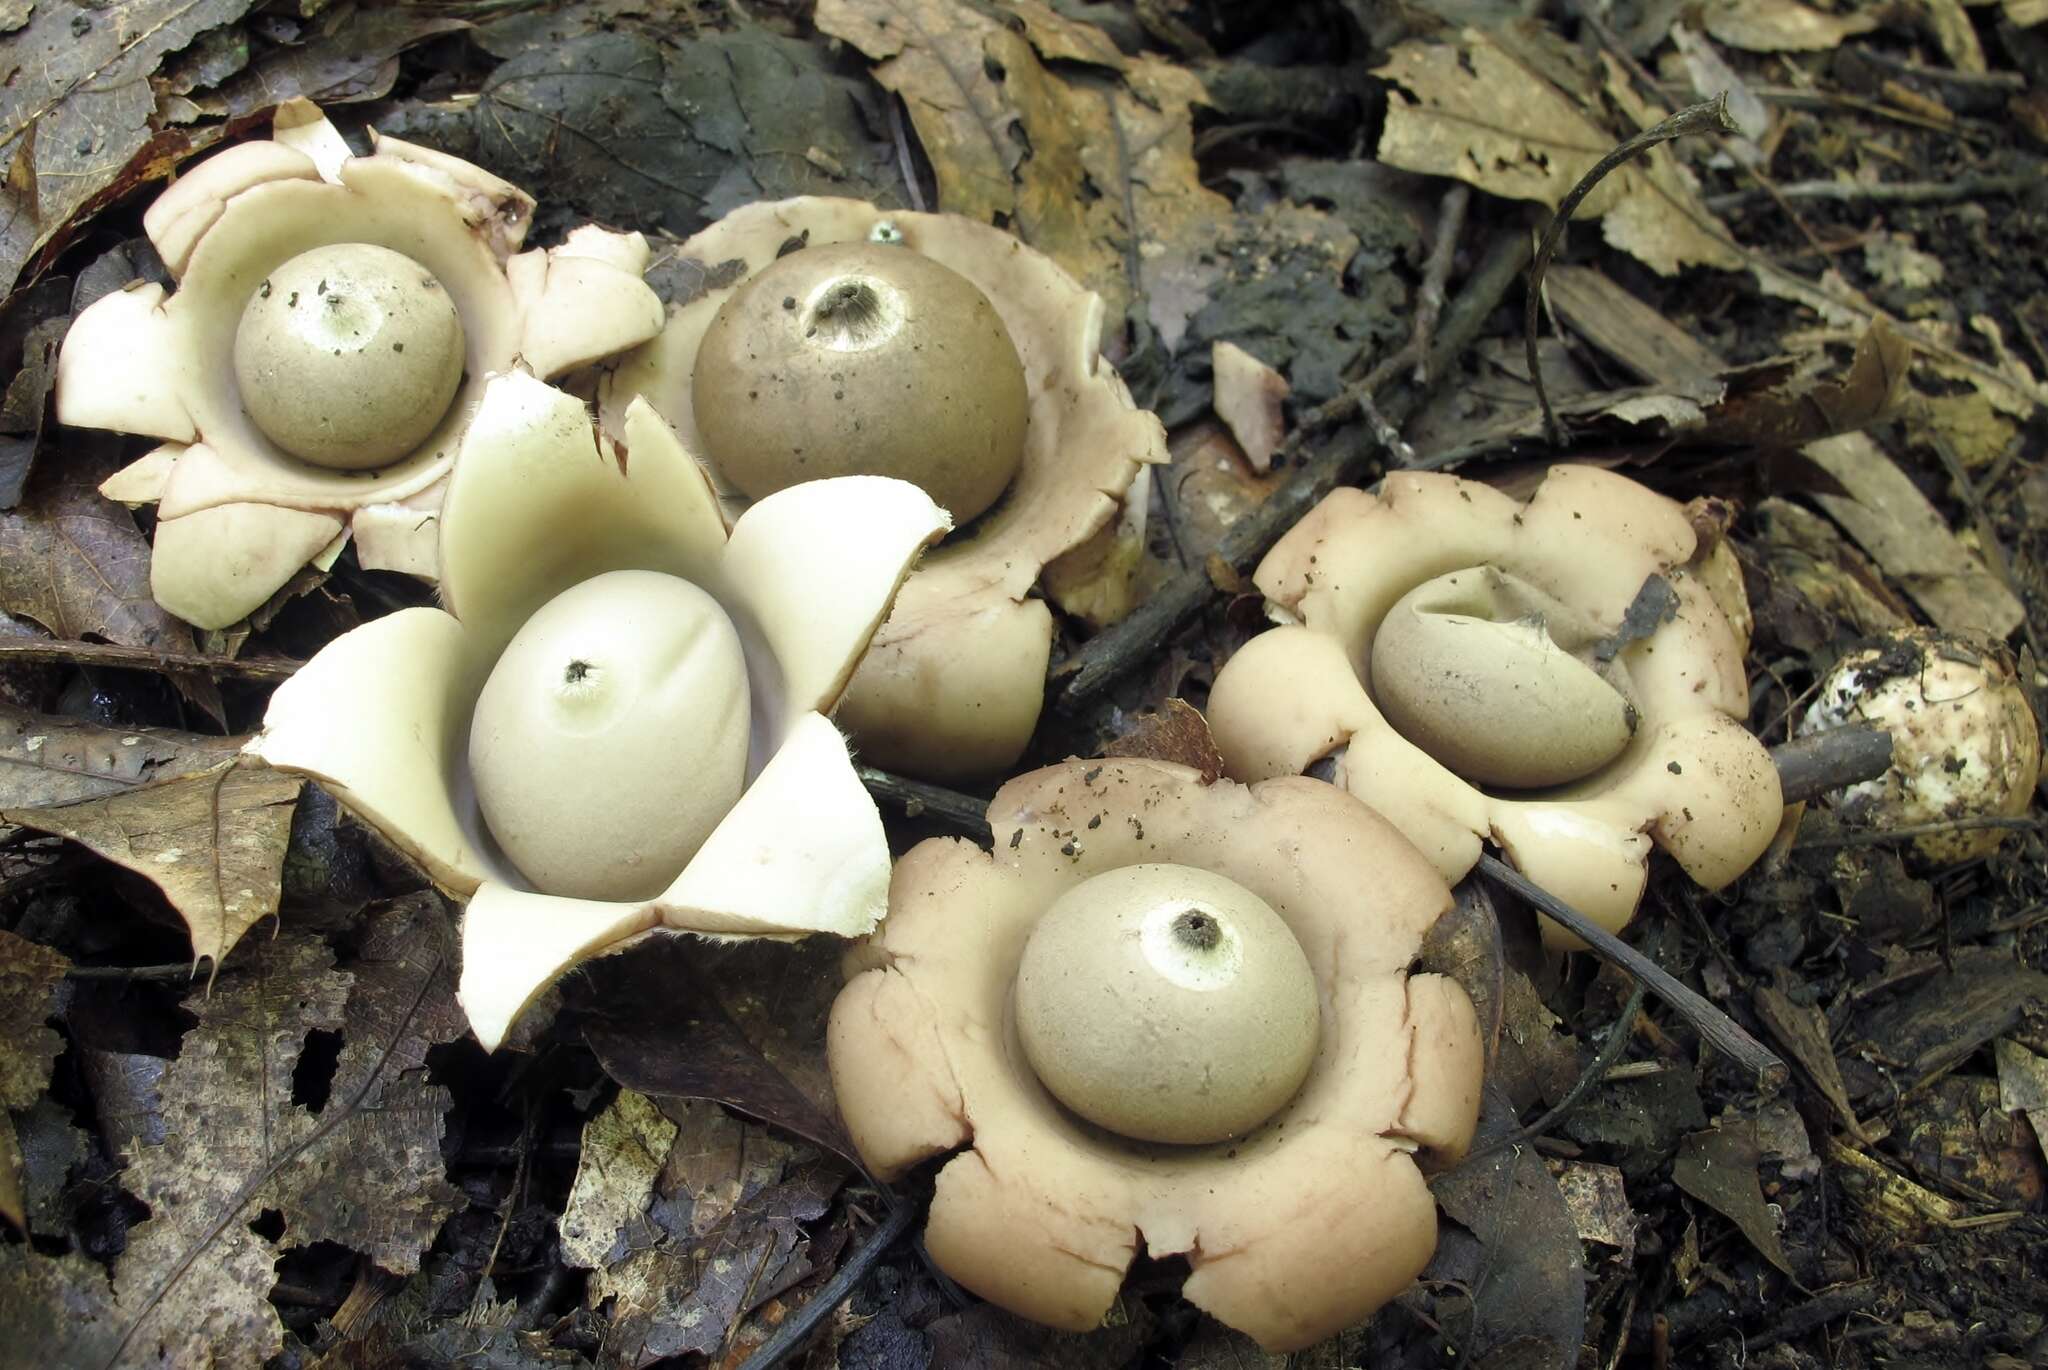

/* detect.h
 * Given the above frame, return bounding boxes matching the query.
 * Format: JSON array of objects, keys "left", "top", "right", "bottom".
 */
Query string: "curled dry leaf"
[
  {"left": 3, "top": 757, "right": 303, "bottom": 966},
  {"left": 0, "top": 703, "right": 244, "bottom": 809}
]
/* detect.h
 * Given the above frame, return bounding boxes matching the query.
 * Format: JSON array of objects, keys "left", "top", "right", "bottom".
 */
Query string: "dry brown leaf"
[
  {"left": 0, "top": 0, "right": 255, "bottom": 289},
  {"left": 0, "top": 929, "right": 66, "bottom": 1231},
  {"left": 816, "top": 0, "right": 1229, "bottom": 336},
  {"left": 571, "top": 1093, "right": 844, "bottom": 1367},
  {"left": 1375, "top": 30, "right": 1739, "bottom": 276},
  {"left": 1695, "top": 318, "right": 1912, "bottom": 448},
  {"left": 0, "top": 913, "right": 464, "bottom": 1368},
  {"left": 1701, "top": 0, "right": 1878, "bottom": 52},
  {"left": 1673, "top": 1120, "right": 1793, "bottom": 1274},
  {"left": 559, "top": 1089, "right": 676, "bottom": 1269},
  {"left": 0, "top": 704, "right": 245, "bottom": 809},
  {"left": 4, "top": 758, "right": 303, "bottom": 966},
  {"left": 1995, "top": 1038, "right": 2048, "bottom": 1167},
  {"left": 1801, "top": 431, "right": 2027, "bottom": 638}
]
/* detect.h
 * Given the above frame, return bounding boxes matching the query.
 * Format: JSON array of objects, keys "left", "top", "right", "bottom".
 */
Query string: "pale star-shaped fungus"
[
  {"left": 828, "top": 758, "right": 1482, "bottom": 1351},
  {"left": 1206, "top": 465, "right": 1781, "bottom": 946},
  {"left": 55, "top": 98, "right": 665, "bottom": 630},
  {"left": 248, "top": 372, "right": 948, "bottom": 1049}
]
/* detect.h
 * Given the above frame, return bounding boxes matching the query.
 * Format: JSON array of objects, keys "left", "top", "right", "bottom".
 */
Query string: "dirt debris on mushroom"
[
  {"left": 1798, "top": 628, "right": 2040, "bottom": 864},
  {"left": 1205, "top": 465, "right": 1782, "bottom": 945},
  {"left": 827, "top": 757, "right": 1482, "bottom": 1351},
  {"left": 248, "top": 372, "right": 949, "bottom": 1050},
  {"left": 54, "top": 99, "right": 666, "bottom": 630},
  {"left": 607, "top": 197, "right": 1167, "bottom": 782}
]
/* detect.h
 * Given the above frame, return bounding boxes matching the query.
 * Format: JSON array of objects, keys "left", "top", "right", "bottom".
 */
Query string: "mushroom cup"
[
  {"left": 249, "top": 372, "right": 949, "bottom": 1050},
  {"left": 607, "top": 197, "right": 1168, "bottom": 782},
  {"left": 828, "top": 758, "right": 1483, "bottom": 1351},
  {"left": 57, "top": 99, "right": 666, "bottom": 629},
  {"left": 1206, "top": 465, "right": 1782, "bottom": 946}
]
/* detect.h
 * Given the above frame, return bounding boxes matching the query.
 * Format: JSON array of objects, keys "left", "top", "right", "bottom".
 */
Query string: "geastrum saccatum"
[
  {"left": 250, "top": 372, "right": 948, "bottom": 1049},
  {"left": 1206, "top": 465, "right": 1781, "bottom": 943},
  {"left": 608, "top": 198, "right": 1167, "bottom": 782},
  {"left": 828, "top": 758, "right": 1482, "bottom": 1350},
  {"left": 57, "top": 99, "right": 664, "bottom": 628}
]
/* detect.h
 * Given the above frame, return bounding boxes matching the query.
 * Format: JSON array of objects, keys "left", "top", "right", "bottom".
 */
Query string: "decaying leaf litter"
[{"left": 1, "top": 0, "right": 2046, "bottom": 1363}]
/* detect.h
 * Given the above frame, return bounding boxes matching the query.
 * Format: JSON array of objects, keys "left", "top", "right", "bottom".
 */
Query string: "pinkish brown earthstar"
[
  {"left": 828, "top": 758, "right": 1482, "bottom": 1350},
  {"left": 1206, "top": 465, "right": 1781, "bottom": 945},
  {"left": 248, "top": 372, "right": 949, "bottom": 1050},
  {"left": 608, "top": 198, "right": 1167, "bottom": 783},
  {"left": 57, "top": 99, "right": 664, "bottom": 629}
]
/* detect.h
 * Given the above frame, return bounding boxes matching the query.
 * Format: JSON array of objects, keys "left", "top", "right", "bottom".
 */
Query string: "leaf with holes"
[
  {"left": 4, "top": 757, "right": 303, "bottom": 966},
  {"left": 0, "top": 906, "right": 463, "bottom": 1368}
]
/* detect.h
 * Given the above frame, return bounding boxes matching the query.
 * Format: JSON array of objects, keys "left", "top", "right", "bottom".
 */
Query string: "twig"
[
  {"left": 1770, "top": 726, "right": 1892, "bottom": 805},
  {"left": 1794, "top": 814, "right": 2046, "bottom": 849},
  {"left": 1706, "top": 173, "right": 2029, "bottom": 213},
  {"left": 1052, "top": 227, "right": 1534, "bottom": 713},
  {"left": 737, "top": 1193, "right": 920, "bottom": 1370},
  {"left": 888, "top": 98, "right": 926, "bottom": 214},
  {"left": 1461, "top": 975, "right": 1651, "bottom": 1165},
  {"left": 1477, "top": 854, "right": 1785, "bottom": 1087},
  {"left": 858, "top": 767, "right": 993, "bottom": 840},
  {"left": 1526, "top": 95, "right": 1738, "bottom": 447},
  {"left": 0, "top": 639, "right": 299, "bottom": 680},
  {"left": 1411, "top": 184, "right": 1469, "bottom": 385},
  {"left": 63, "top": 963, "right": 203, "bottom": 981}
]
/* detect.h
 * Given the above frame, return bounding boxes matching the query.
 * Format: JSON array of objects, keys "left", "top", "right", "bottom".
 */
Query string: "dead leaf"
[
  {"left": 1549, "top": 1159, "right": 1637, "bottom": 1261},
  {"left": 443, "top": 29, "right": 900, "bottom": 246},
  {"left": 583, "top": 937, "right": 856, "bottom": 1166},
  {"left": 1701, "top": 0, "right": 1878, "bottom": 52},
  {"left": 576, "top": 1096, "right": 845, "bottom": 1367},
  {"left": 1674, "top": 1119, "right": 1793, "bottom": 1274},
  {"left": 1994, "top": 1038, "right": 2048, "bottom": 1169},
  {"left": 1375, "top": 29, "right": 1740, "bottom": 276},
  {"left": 0, "top": 704, "right": 244, "bottom": 809},
  {"left": 1754, "top": 982, "right": 1871, "bottom": 1141},
  {"left": 818, "top": 0, "right": 1231, "bottom": 334},
  {"left": 1898, "top": 1076, "right": 2045, "bottom": 1208},
  {"left": 1099, "top": 697, "right": 1224, "bottom": 781},
  {"left": 1852, "top": 948, "right": 2048, "bottom": 1099},
  {"left": 193, "top": 7, "right": 469, "bottom": 121},
  {"left": 5, "top": 758, "right": 303, "bottom": 966},
  {"left": 1428, "top": 1083, "right": 1589, "bottom": 1366},
  {"left": 0, "top": 928, "right": 66, "bottom": 1230},
  {"left": 926, "top": 1300, "right": 1157, "bottom": 1369},
  {"left": 1800, "top": 431, "right": 2026, "bottom": 638},
  {"left": 0, "top": 921, "right": 462, "bottom": 1367},
  {"left": 559, "top": 1088, "right": 676, "bottom": 1269},
  {"left": 0, "top": 0, "right": 257, "bottom": 288},
  {"left": 1210, "top": 340, "right": 1289, "bottom": 472},
  {"left": 1546, "top": 264, "right": 1727, "bottom": 389}
]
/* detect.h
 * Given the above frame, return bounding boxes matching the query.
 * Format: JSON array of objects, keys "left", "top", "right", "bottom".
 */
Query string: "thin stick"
[
  {"left": 0, "top": 639, "right": 299, "bottom": 680},
  {"left": 1477, "top": 854, "right": 1785, "bottom": 1087},
  {"left": 859, "top": 767, "right": 993, "bottom": 840},
  {"left": 737, "top": 1194, "right": 920, "bottom": 1370},
  {"left": 1411, "top": 183, "right": 1469, "bottom": 385},
  {"left": 1053, "top": 227, "right": 1534, "bottom": 712},
  {"left": 1706, "top": 173, "right": 2028, "bottom": 213},
  {"left": 1526, "top": 94, "right": 1738, "bottom": 447},
  {"left": 1461, "top": 976, "right": 1650, "bottom": 1165},
  {"left": 1770, "top": 725, "right": 1892, "bottom": 805}
]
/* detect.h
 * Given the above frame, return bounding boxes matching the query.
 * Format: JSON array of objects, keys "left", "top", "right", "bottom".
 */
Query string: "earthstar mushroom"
[
  {"left": 1206, "top": 465, "right": 1781, "bottom": 943},
  {"left": 609, "top": 197, "right": 1167, "bottom": 781},
  {"left": 56, "top": 99, "right": 666, "bottom": 628},
  {"left": 249, "top": 371, "right": 949, "bottom": 1050},
  {"left": 828, "top": 758, "right": 1482, "bottom": 1350}
]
